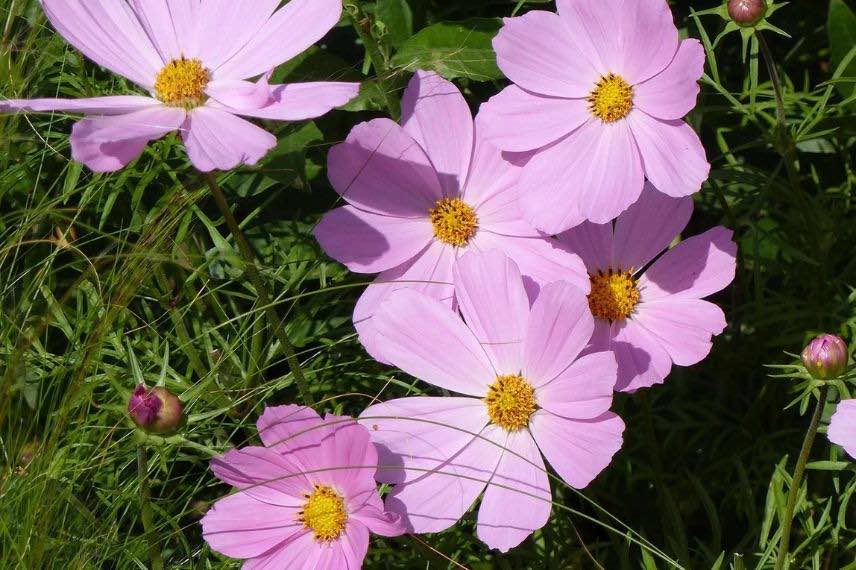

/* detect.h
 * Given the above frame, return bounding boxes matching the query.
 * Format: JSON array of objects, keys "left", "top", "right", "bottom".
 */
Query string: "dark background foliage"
[{"left": 0, "top": 0, "right": 854, "bottom": 568}]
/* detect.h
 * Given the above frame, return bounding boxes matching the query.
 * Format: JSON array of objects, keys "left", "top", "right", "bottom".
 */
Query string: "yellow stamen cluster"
[
  {"left": 485, "top": 374, "right": 537, "bottom": 431},
  {"left": 429, "top": 197, "right": 478, "bottom": 247},
  {"left": 154, "top": 58, "right": 210, "bottom": 107},
  {"left": 588, "top": 270, "right": 641, "bottom": 321},
  {"left": 299, "top": 485, "right": 347, "bottom": 542},
  {"left": 588, "top": 73, "right": 634, "bottom": 123}
]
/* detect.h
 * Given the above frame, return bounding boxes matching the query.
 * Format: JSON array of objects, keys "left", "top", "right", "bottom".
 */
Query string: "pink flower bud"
[
  {"left": 801, "top": 334, "right": 848, "bottom": 379},
  {"left": 728, "top": 0, "right": 767, "bottom": 27},
  {"left": 128, "top": 385, "right": 184, "bottom": 434}
]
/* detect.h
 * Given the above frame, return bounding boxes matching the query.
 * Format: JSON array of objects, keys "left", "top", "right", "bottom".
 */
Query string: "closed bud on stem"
[
  {"left": 727, "top": 0, "right": 767, "bottom": 27},
  {"left": 801, "top": 334, "right": 848, "bottom": 379},
  {"left": 128, "top": 385, "right": 184, "bottom": 434}
]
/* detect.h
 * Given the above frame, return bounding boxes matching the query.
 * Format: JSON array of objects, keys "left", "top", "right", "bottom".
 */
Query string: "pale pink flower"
[
  {"left": 359, "top": 250, "right": 623, "bottom": 552},
  {"left": 314, "top": 70, "right": 589, "bottom": 362},
  {"left": 828, "top": 400, "right": 856, "bottom": 460},
  {"left": 202, "top": 405, "right": 405, "bottom": 568},
  {"left": 560, "top": 185, "right": 737, "bottom": 392},
  {"left": 482, "top": 0, "right": 710, "bottom": 233},
  {"left": 1, "top": 0, "right": 359, "bottom": 172}
]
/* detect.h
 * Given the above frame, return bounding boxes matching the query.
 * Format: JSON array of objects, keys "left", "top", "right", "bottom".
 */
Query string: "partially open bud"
[
  {"left": 128, "top": 385, "right": 184, "bottom": 434},
  {"left": 728, "top": 0, "right": 767, "bottom": 27},
  {"left": 801, "top": 334, "right": 848, "bottom": 379}
]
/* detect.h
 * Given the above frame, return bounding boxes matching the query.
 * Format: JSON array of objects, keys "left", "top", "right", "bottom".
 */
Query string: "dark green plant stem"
[
  {"left": 774, "top": 385, "right": 830, "bottom": 570},
  {"left": 202, "top": 172, "right": 314, "bottom": 406},
  {"left": 344, "top": 0, "right": 401, "bottom": 120},
  {"left": 137, "top": 446, "right": 164, "bottom": 570}
]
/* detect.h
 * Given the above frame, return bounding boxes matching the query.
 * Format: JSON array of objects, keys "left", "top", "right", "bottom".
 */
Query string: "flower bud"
[
  {"left": 727, "top": 0, "right": 767, "bottom": 27},
  {"left": 128, "top": 385, "right": 184, "bottom": 434},
  {"left": 801, "top": 334, "right": 848, "bottom": 379}
]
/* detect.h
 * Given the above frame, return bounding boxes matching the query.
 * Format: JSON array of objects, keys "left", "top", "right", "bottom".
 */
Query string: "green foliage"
[{"left": 1, "top": 0, "right": 855, "bottom": 569}]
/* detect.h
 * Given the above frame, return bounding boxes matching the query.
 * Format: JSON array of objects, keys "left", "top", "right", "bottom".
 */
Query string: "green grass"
[{"left": 1, "top": 0, "right": 855, "bottom": 568}]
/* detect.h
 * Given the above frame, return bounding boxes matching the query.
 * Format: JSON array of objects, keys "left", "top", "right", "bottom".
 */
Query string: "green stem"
[
  {"left": 202, "top": 173, "right": 314, "bottom": 406},
  {"left": 774, "top": 385, "right": 830, "bottom": 570},
  {"left": 344, "top": 0, "right": 401, "bottom": 120},
  {"left": 137, "top": 446, "right": 164, "bottom": 570}
]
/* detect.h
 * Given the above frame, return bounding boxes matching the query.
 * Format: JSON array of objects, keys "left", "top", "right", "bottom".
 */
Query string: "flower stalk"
[
  {"left": 774, "top": 384, "right": 830, "bottom": 570},
  {"left": 202, "top": 173, "right": 314, "bottom": 406},
  {"left": 137, "top": 445, "right": 164, "bottom": 570}
]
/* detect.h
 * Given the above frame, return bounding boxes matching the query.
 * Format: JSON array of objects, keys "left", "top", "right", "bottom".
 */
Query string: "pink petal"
[
  {"left": 359, "top": 397, "right": 489, "bottom": 485},
  {"left": 529, "top": 410, "right": 625, "bottom": 488},
  {"left": 242, "top": 531, "right": 320, "bottom": 569},
  {"left": 638, "top": 227, "right": 737, "bottom": 300},
  {"left": 471, "top": 226, "right": 591, "bottom": 299},
  {"left": 557, "top": 221, "right": 614, "bottom": 274},
  {"left": 1, "top": 95, "right": 160, "bottom": 115},
  {"left": 314, "top": 206, "right": 433, "bottom": 274},
  {"left": 353, "top": 241, "right": 455, "bottom": 363},
  {"left": 351, "top": 505, "right": 407, "bottom": 537},
  {"left": 828, "top": 400, "right": 856, "bottom": 460},
  {"left": 453, "top": 250, "right": 530, "bottom": 374},
  {"left": 385, "top": 425, "right": 504, "bottom": 533},
  {"left": 493, "top": 11, "right": 600, "bottom": 98},
  {"left": 536, "top": 352, "right": 617, "bottom": 419},
  {"left": 70, "top": 106, "right": 185, "bottom": 172},
  {"left": 374, "top": 289, "right": 495, "bottom": 396},
  {"left": 196, "top": 0, "right": 280, "bottom": 71},
  {"left": 556, "top": 0, "right": 679, "bottom": 84},
  {"left": 256, "top": 404, "right": 324, "bottom": 452},
  {"left": 613, "top": 0, "right": 681, "bottom": 84},
  {"left": 224, "top": 82, "right": 361, "bottom": 121},
  {"left": 338, "top": 522, "right": 369, "bottom": 568},
  {"left": 633, "top": 298, "right": 726, "bottom": 366},
  {"left": 610, "top": 319, "right": 673, "bottom": 392},
  {"left": 201, "top": 493, "right": 304, "bottom": 559},
  {"left": 128, "top": 0, "right": 199, "bottom": 62},
  {"left": 523, "top": 281, "right": 594, "bottom": 386},
  {"left": 181, "top": 107, "right": 276, "bottom": 172},
  {"left": 213, "top": 0, "right": 343, "bottom": 80},
  {"left": 520, "top": 120, "right": 644, "bottom": 233},
  {"left": 328, "top": 118, "right": 443, "bottom": 217},
  {"left": 635, "top": 39, "right": 705, "bottom": 120},
  {"left": 205, "top": 74, "right": 273, "bottom": 111},
  {"left": 627, "top": 111, "right": 710, "bottom": 197},
  {"left": 612, "top": 183, "right": 694, "bottom": 270},
  {"left": 41, "top": 0, "right": 163, "bottom": 88},
  {"left": 554, "top": 0, "right": 622, "bottom": 71},
  {"left": 479, "top": 86, "right": 589, "bottom": 153},
  {"left": 402, "top": 71, "right": 474, "bottom": 196},
  {"left": 476, "top": 430, "right": 551, "bottom": 553},
  {"left": 210, "top": 446, "right": 311, "bottom": 504},
  {"left": 316, "top": 413, "right": 380, "bottom": 493},
  {"left": 463, "top": 115, "right": 523, "bottom": 210}
]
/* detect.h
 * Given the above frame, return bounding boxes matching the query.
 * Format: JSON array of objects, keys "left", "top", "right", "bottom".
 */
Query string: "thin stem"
[
  {"left": 344, "top": 0, "right": 401, "bottom": 120},
  {"left": 137, "top": 446, "right": 164, "bottom": 570},
  {"left": 774, "top": 385, "right": 830, "bottom": 570},
  {"left": 202, "top": 173, "right": 314, "bottom": 406}
]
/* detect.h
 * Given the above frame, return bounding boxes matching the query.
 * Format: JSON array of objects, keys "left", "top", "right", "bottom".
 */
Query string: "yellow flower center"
[
  {"left": 154, "top": 58, "right": 210, "bottom": 107},
  {"left": 485, "top": 374, "right": 537, "bottom": 431},
  {"left": 429, "top": 198, "right": 478, "bottom": 247},
  {"left": 588, "top": 270, "right": 641, "bottom": 321},
  {"left": 299, "top": 485, "right": 347, "bottom": 542},
  {"left": 588, "top": 73, "right": 634, "bottom": 123}
]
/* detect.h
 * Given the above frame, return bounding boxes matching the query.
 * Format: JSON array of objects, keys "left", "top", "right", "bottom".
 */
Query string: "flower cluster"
[{"left": 4, "top": 0, "right": 773, "bottom": 568}]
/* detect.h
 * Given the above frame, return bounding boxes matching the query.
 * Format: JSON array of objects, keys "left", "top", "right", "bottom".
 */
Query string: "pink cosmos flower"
[
  {"left": 1, "top": 0, "right": 359, "bottom": 172},
  {"left": 828, "top": 400, "right": 856, "bottom": 460},
  {"left": 481, "top": 0, "right": 710, "bottom": 233},
  {"left": 559, "top": 185, "right": 737, "bottom": 392},
  {"left": 358, "top": 250, "right": 624, "bottom": 552},
  {"left": 202, "top": 405, "right": 406, "bottom": 568},
  {"left": 314, "top": 70, "right": 589, "bottom": 362}
]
